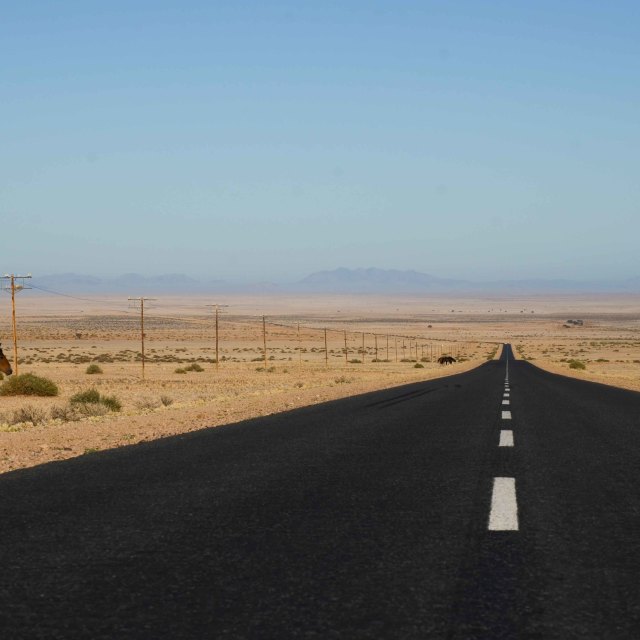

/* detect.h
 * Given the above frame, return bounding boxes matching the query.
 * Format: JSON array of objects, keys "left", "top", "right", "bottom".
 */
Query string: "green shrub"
[
  {"left": 160, "top": 395, "right": 174, "bottom": 406},
  {"left": 0, "top": 373, "right": 59, "bottom": 397},
  {"left": 569, "top": 360, "right": 586, "bottom": 370},
  {"left": 414, "top": 363, "right": 425, "bottom": 368},
  {"left": 70, "top": 389, "right": 101, "bottom": 404},
  {"left": 174, "top": 368, "right": 187, "bottom": 374},
  {"left": 100, "top": 395, "right": 122, "bottom": 412},
  {"left": 85, "top": 364, "right": 103, "bottom": 375},
  {"left": 70, "top": 388, "right": 121, "bottom": 412},
  {"left": 184, "top": 363, "right": 204, "bottom": 372}
]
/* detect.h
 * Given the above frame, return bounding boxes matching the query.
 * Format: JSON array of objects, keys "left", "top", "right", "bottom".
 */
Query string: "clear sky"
[{"left": 2, "top": 1, "right": 639, "bottom": 283}]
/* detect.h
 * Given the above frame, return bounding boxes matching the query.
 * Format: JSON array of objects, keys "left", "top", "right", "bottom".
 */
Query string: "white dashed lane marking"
[
  {"left": 501, "top": 410, "right": 512, "bottom": 419},
  {"left": 499, "top": 430, "right": 514, "bottom": 447},
  {"left": 502, "top": 399, "right": 510, "bottom": 405},
  {"left": 488, "top": 477, "right": 519, "bottom": 531}
]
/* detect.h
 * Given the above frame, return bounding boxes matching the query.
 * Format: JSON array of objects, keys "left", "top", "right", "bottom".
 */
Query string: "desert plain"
[{"left": 0, "top": 292, "right": 639, "bottom": 473}]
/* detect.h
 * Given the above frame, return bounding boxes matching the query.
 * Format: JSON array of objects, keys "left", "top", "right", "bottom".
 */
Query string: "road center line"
[
  {"left": 501, "top": 410, "right": 512, "bottom": 419},
  {"left": 489, "top": 477, "right": 519, "bottom": 530},
  {"left": 502, "top": 399, "right": 510, "bottom": 405},
  {"left": 499, "top": 430, "right": 514, "bottom": 447}
]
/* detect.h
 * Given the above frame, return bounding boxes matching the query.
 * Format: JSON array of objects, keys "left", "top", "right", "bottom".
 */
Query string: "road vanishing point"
[{"left": 1, "top": 345, "right": 640, "bottom": 638}]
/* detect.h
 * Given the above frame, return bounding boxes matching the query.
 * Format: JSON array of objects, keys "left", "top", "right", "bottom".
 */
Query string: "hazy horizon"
[{"left": 3, "top": 2, "right": 639, "bottom": 282}]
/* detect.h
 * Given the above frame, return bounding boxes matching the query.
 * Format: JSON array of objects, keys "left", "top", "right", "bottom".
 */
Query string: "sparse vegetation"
[
  {"left": 0, "top": 374, "right": 59, "bottom": 397},
  {"left": 569, "top": 360, "right": 586, "bottom": 370},
  {"left": 85, "top": 364, "right": 103, "bottom": 375},
  {"left": 70, "top": 389, "right": 101, "bottom": 404},
  {"left": 135, "top": 397, "right": 161, "bottom": 411},
  {"left": 70, "top": 388, "right": 122, "bottom": 412},
  {"left": 100, "top": 395, "right": 122, "bottom": 412},
  {"left": 11, "top": 405, "right": 47, "bottom": 426}
]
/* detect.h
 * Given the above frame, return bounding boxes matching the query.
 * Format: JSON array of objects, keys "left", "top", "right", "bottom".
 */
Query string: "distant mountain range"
[{"left": 27, "top": 269, "right": 640, "bottom": 295}]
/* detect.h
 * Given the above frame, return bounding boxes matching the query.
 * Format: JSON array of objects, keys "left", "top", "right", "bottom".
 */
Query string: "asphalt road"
[{"left": 1, "top": 345, "right": 640, "bottom": 639}]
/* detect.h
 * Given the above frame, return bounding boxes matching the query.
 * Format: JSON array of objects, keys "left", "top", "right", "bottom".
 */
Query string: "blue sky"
[{"left": 2, "top": 1, "right": 639, "bottom": 282}]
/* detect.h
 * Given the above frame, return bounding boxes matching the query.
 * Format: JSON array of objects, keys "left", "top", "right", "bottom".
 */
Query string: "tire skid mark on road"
[{"left": 364, "top": 386, "right": 440, "bottom": 409}]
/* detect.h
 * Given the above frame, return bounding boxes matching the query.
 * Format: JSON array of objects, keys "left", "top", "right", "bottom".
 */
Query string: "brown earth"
[{"left": 0, "top": 293, "right": 638, "bottom": 473}]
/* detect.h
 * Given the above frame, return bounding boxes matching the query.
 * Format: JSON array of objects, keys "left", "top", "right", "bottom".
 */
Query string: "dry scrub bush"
[
  {"left": 11, "top": 405, "right": 47, "bottom": 426},
  {"left": 135, "top": 397, "right": 161, "bottom": 411}
]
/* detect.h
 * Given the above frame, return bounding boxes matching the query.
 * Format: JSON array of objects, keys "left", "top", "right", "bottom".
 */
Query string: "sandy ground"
[{"left": 0, "top": 292, "right": 638, "bottom": 473}]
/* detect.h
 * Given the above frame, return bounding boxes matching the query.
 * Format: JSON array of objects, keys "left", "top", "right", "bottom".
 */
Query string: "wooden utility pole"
[
  {"left": 205, "top": 304, "right": 229, "bottom": 371},
  {"left": 324, "top": 328, "right": 328, "bottom": 367},
  {"left": 297, "top": 323, "right": 302, "bottom": 367},
  {"left": 128, "top": 297, "right": 156, "bottom": 380},
  {"left": 361, "top": 332, "right": 365, "bottom": 364},
  {"left": 386, "top": 334, "right": 389, "bottom": 362},
  {"left": 344, "top": 330, "right": 348, "bottom": 366},
  {"left": 394, "top": 337, "right": 398, "bottom": 363},
  {"left": 1, "top": 274, "right": 32, "bottom": 375},
  {"left": 262, "top": 316, "right": 268, "bottom": 370},
  {"left": 374, "top": 334, "right": 378, "bottom": 362}
]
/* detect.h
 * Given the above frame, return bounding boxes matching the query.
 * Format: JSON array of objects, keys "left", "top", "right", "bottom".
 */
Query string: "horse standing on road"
[{"left": 0, "top": 343, "right": 13, "bottom": 376}]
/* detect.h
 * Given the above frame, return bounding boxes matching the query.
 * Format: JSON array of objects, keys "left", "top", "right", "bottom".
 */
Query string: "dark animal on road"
[
  {"left": 0, "top": 343, "right": 12, "bottom": 376},
  {"left": 438, "top": 355, "right": 456, "bottom": 365}
]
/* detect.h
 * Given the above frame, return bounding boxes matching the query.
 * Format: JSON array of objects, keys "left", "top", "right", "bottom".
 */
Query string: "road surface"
[{"left": 1, "top": 345, "right": 640, "bottom": 638}]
